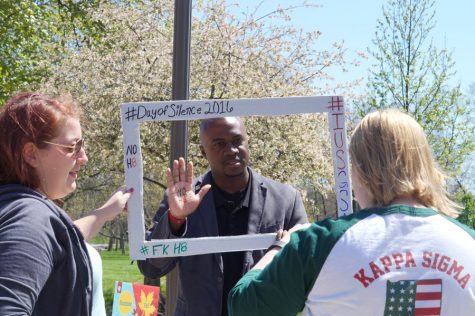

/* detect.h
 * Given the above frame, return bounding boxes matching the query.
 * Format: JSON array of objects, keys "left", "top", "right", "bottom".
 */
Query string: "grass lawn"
[
  {"left": 101, "top": 249, "right": 303, "bottom": 315},
  {"left": 101, "top": 249, "right": 166, "bottom": 315}
]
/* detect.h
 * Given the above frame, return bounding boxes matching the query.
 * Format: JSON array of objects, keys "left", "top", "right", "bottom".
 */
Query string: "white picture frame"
[{"left": 121, "top": 96, "right": 351, "bottom": 259}]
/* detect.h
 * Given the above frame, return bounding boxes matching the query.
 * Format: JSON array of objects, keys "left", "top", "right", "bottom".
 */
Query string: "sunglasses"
[{"left": 43, "top": 138, "right": 85, "bottom": 156}]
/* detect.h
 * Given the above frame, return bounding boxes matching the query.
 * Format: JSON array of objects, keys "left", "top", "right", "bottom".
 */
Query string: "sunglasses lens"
[{"left": 75, "top": 139, "right": 84, "bottom": 154}]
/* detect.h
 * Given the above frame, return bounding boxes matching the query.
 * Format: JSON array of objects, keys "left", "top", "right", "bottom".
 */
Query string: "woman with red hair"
[{"left": 0, "top": 92, "right": 132, "bottom": 315}]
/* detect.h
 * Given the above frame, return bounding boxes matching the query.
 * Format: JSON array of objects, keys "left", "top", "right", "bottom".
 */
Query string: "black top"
[
  {"left": 212, "top": 175, "right": 251, "bottom": 316},
  {"left": 138, "top": 167, "right": 309, "bottom": 316},
  {"left": 0, "top": 184, "right": 92, "bottom": 316}
]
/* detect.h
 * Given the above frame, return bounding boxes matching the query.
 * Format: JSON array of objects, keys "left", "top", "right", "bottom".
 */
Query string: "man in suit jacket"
[{"left": 138, "top": 117, "right": 308, "bottom": 316}]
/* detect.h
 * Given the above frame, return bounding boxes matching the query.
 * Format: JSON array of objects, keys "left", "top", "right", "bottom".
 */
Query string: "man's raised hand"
[{"left": 166, "top": 157, "right": 211, "bottom": 220}]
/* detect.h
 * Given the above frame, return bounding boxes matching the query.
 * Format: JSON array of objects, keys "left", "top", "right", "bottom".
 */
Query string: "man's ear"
[
  {"left": 200, "top": 145, "right": 207, "bottom": 159},
  {"left": 22, "top": 142, "right": 40, "bottom": 168}
]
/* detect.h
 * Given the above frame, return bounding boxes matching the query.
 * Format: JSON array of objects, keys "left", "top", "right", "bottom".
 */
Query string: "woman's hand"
[
  {"left": 97, "top": 186, "right": 134, "bottom": 221},
  {"left": 276, "top": 223, "right": 312, "bottom": 244},
  {"left": 75, "top": 186, "right": 134, "bottom": 241}
]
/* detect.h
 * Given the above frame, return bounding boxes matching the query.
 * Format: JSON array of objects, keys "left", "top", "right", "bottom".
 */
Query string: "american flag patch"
[{"left": 384, "top": 279, "right": 442, "bottom": 315}]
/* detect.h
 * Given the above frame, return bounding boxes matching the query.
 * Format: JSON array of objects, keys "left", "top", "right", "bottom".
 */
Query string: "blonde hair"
[{"left": 349, "top": 109, "right": 460, "bottom": 217}]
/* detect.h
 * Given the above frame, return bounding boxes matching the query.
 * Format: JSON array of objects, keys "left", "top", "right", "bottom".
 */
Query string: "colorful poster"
[{"left": 112, "top": 281, "right": 160, "bottom": 316}]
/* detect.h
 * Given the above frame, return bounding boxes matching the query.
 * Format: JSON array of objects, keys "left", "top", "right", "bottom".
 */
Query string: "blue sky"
[
  {"left": 229, "top": 1, "right": 475, "bottom": 191},
  {"left": 231, "top": 0, "right": 474, "bottom": 94}
]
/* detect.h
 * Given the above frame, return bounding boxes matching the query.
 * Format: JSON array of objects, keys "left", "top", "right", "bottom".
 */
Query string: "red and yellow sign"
[{"left": 112, "top": 281, "right": 160, "bottom": 316}]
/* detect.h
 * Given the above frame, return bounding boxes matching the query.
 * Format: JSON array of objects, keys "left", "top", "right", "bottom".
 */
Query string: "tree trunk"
[{"left": 108, "top": 236, "right": 113, "bottom": 251}]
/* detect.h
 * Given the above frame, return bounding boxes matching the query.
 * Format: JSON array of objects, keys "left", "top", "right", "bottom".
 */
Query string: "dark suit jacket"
[{"left": 138, "top": 168, "right": 308, "bottom": 316}]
